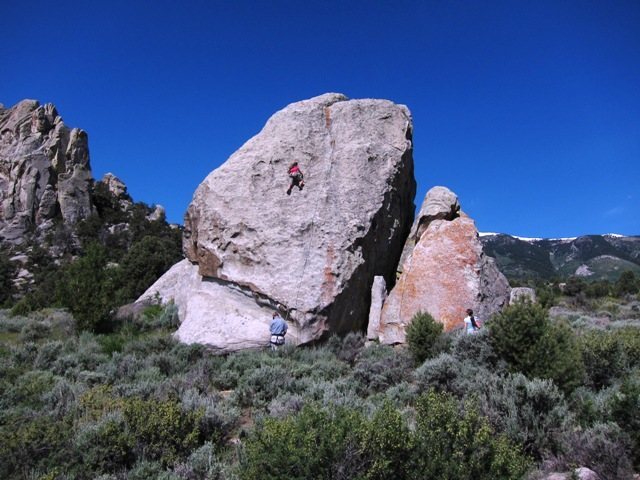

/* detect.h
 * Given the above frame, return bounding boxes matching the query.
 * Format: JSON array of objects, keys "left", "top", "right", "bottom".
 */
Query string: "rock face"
[
  {"left": 0, "top": 100, "right": 94, "bottom": 243},
  {"left": 142, "top": 93, "right": 415, "bottom": 351},
  {"left": 373, "top": 186, "right": 510, "bottom": 344}
]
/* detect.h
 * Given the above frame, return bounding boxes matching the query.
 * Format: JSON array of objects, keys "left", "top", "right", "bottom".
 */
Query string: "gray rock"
[
  {"left": 510, "top": 287, "right": 537, "bottom": 304},
  {"left": 367, "top": 276, "right": 387, "bottom": 341},
  {"left": 37, "top": 184, "right": 58, "bottom": 221},
  {"left": 102, "top": 172, "right": 127, "bottom": 197},
  {"left": 411, "top": 185, "right": 460, "bottom": 241},
  {"left": 0, "top": 100, "right": 94, "bottom": 243},
  {"left": 143, "top": 93, "right": 415, "bottom": 350},
  {"left": 147, "top": 205, "right": 165, "bottom": 222},
  {"left": 101, "top": 172, "right": 133, "bottom": 210}
]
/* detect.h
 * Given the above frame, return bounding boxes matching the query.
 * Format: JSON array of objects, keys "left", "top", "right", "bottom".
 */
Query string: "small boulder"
[{"left": 510, "top": 287, "right": 537, "bottom": 304}]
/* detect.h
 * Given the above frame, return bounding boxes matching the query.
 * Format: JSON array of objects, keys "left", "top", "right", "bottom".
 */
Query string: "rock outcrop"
[
  {"left": 0, "top": 100, "right": 94, "bottom": 243},
  {"left": 373, "top": 186, "right": 510, "bottom": 344},
  {"left": 510, "top": 287, "right": 537, "bottom": 304},
  {"left": 141, "top": 93, "right": 415, "bottom": 351},
  {"left": 366, "top": 276, "right": 387, "bottom": 341}
]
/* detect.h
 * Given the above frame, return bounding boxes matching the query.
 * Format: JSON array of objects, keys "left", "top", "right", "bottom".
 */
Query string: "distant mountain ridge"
[{"left": 480, "top": 232, "right": 640, "bottom": 281}]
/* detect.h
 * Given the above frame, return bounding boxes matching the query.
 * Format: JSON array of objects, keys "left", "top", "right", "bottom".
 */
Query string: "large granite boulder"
[
  {"left": 141, "top": 93, "right": 415, "bottom": 351},
  {"left": 0, "top": 100, "right": 94, "bottom": 243},
  {"left": 373, "top": 186, "right": 510, "bottom": 344}
]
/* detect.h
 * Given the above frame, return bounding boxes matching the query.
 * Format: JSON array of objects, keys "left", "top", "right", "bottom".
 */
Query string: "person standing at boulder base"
[
  {"left": 286, "top": 161, "right": 304, "bottom": 195},
  {"left": 463, "top": 308, "right": 480, "bottom": 334},
  {"left": 270, "top": 312, "right": 288, "bottom": 350}
]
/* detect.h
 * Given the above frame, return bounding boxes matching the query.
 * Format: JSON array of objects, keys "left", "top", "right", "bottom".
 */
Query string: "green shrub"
[
  {"left": 476, "top": 373, "right": 570, "bottom": 460},
  {"left": 410, "top": 391, "right": 531, "bottom": 479},
  {"left": 19, "top": 320, "right": 51, "bottom": 342},
  {"left": 564, "top": 276, "right": 587, "bottom": 297},
  {"left": 74, "top": 412, "right": 135, "bottom": 474},
  {"left": 115, "top": 236, "right": 182, "bottom": 304},
  {"left": 173, "top": 442, "right": 234, "bottom": 480},
  {"left": 55, "top": 243, "right": 117, "bottom": 332},
  {"left": 406, "top": 311, "right": 443, "bottom": 363},
  {"left": 569, "top": 386, "right": 616, "bottom": 427},
  {"left": 449, "top": 329, "right": 501, "bottom": 368},
  {"left": 123, "top": 397, "right": 203, "bottom": 466},
  {"left": 553, "top": 423, "right": 634, "bottom": 480},
  {"left": 413, "top": 353, "right": 462, "bottom": 394},
  {"left": 0, "top": 412, "right": 73, "bottom": 479},
  {"left": 240, "top": 403, "right": 364, "bottom": 480},
  {"left": 10, "top": 296, "right": 35, "bottom": 316},
  {"left": 241, "top": 394, "right": 529, "bottom": 480},
  {"left": 235, "top": 364, "right": 297, "bottom": 409},
  {"left": 579, "top": 330, "right": 627, "bottom": 389},
  {"left": 535, "top": 282, "right": 559, "bottom": 309},
  {"left": 180, "top": 389, "right": 240, "bottom": 442},
  {"left": 613, "top": 326, "right": 640, "bottom": 368},
  {"left": 489, "top": 302, "right": 584, "bottom": 392},
  {"left": 352, "top": 343, "right": 413, "bottom": 395},
  {"left": 0, "top": 250, "right": 16, "bottom": 307},
  {"left": 615, "top": 270, "right": 639, "bottom": 296},
  {"left": 6, "top": 370, "right": 56, "bottom": 408},
  {"left": 357, "top": 401, "right": 412, "bottom": 480},
  {"left": 585, "top": 280, "right": 612, "bottom": 298},
  {"left": 609, "top": 375, "right": 640, "bottom": 469}
]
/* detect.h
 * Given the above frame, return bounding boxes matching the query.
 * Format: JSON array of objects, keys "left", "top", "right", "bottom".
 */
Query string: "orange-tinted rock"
[{"left": 378, "top": 214, "right": 510, "bottom": 343}]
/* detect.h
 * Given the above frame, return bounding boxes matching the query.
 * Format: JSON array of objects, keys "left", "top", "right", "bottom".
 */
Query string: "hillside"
[
  {"left": 0, "top": 100, "right": 183, "bottom": 319},
  {"left": 480, "top": 233, "right": 640, "bottom": 282}
]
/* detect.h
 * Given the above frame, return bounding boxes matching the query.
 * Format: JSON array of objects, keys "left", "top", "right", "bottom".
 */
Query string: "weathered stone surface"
[
  {"left": 147, "top": 205, "right": 166, "bottom": 222},
  {"left": 375, "top": 189, "right": 510, "bottom": 344},
  {"left": 143, "top": 93, "right": 415, "bottom": 350},
  {"left": 101, "top": 172, "right": 133, "bottom": 211},
  {"left": 139, "top": 260, "right": 301, "bottom": 352},
  {"left": 411, "top": 185, "right": 460, "bottom": 241},
  {"left": 397, "top": 185, "right": 460, "bottom": 274},
  {"left": 367, "top": 276, "right": 387, "bottom": 341},
  {"left": 0, "top": 100, "right": 94, "bottom": 243},
  {"left": 102, "top": 172, "right": 127, "bottom": 197},
  {"left": 510, "top": 286, "right": 537, "bottom": 304}
]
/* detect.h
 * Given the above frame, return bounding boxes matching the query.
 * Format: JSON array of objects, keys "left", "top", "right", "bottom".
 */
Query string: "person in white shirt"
[{"left": 463, "top": 308, "right": 480, "bottom": 334}]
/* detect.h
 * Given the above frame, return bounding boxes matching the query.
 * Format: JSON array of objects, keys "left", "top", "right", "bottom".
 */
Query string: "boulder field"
[
  {"left": 140, "top": 93, "right": 416, "bottom": 351},
  {"left": 139, "top": 94, "right": 511, "bottom": 352}
]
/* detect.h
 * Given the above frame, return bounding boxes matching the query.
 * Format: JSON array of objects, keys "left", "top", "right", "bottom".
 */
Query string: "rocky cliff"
[
  {"left": 140, "top": 93, "right": 416, "bottom": 351},
  {"left": 0, "top": 100, "right": 94, "bottom": 243}
]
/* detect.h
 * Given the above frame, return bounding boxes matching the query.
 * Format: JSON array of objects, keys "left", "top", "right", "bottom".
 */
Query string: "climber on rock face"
[
  {"left": 269, "top": 311, "right": 288, "bottom": 350},
  {"left": 286, "top": 161, "right": 304, "bottom": 195}
]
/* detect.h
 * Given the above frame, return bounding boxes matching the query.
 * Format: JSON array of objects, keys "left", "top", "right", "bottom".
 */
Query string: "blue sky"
[{"left": 2, "top": 0, "right": 639, "bottom": 237}]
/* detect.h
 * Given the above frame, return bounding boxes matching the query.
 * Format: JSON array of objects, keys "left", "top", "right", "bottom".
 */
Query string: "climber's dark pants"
[{"left": 289, "top": 172, "right": 303, "bottom": 190}]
